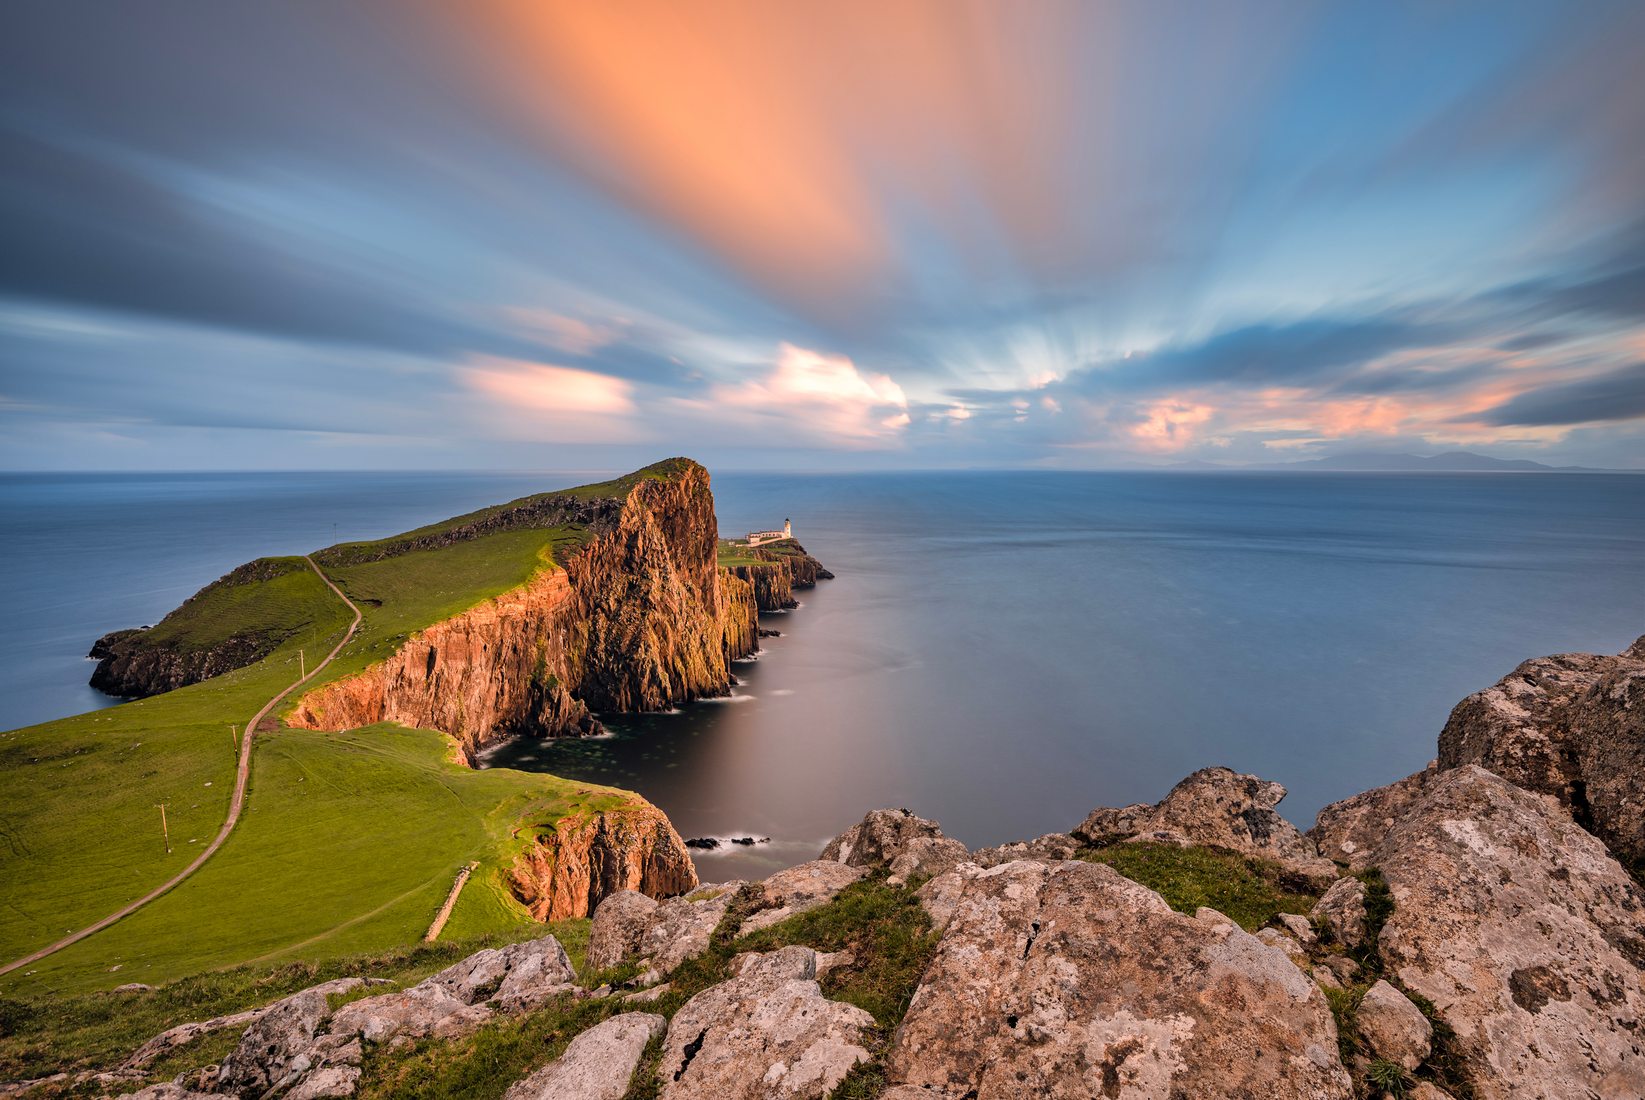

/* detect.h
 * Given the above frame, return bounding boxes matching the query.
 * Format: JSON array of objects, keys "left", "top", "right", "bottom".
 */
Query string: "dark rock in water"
[
  {"left": 758, "top": 628, "right": 782, "bottom": 638},
  {"left": 686, "top": 838, "right": 721, "bottom": 850},
  {"left": 729, "top": 836, "right": 770, "bottom": 846}
]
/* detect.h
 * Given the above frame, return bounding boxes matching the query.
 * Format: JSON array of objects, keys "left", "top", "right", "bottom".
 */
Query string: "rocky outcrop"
[
  {"left": 508, "top": 806, "right": 697, "bottom": 922},
  {"left": 1310, "top": 876, "right": 1369, "bottom": 949},
  {"left": 971, "top": 831, "right": 1080, "bottom": 868},
  {"left": 1357, "top": 765, "right": 1645, "bottom": 1099},
  {"left": 1437, "top": 635, "right": 1645, "bottom": 867},
  {"left": 211, "top": 934, "right": 577, "bottom": 1098},
  {"left": 504, "top": 1012, "right": 665, "bottom": 1100},
  {"left": 1074, "top": 766, "right": 1340, "bottom": 885},
  {"left": 820, "top": 808, "right": 970, "bottom": 883},
  {"left": 725, "top": 541, "right": 832, "bottom": 613},
  {"left": 88, "top": 558, "right": 311, "bottom": 698},
  {"left": 884, "top": 859, "right": 1352, "bottom": 1099},
  {"left": 658, "top": 946, "right": 873, "bottom": 1100}
]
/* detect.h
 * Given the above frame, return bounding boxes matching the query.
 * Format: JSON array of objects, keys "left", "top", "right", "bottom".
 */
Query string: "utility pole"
[
  {"left": 157, "top": 803, "right": 170, "bottom": 853},
  {"left": 230, "top": 724, "right": 239, "bottom": 752},
  {"left": 299, "top": 649, "right": 305, "bottom": 679}
]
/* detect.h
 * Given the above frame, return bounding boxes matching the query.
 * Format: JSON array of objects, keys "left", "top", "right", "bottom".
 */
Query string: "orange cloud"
[
  {"left": 462, "top": 355, "right": 641, "bottom": 441},
  {"left": 447, "top": 1, "right": 1126, "bottom": 320}
]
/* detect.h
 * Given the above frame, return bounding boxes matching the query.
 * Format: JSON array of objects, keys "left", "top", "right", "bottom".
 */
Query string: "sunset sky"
[{"left": 3, "top": 0, "right": 1643, "bottom": 470}]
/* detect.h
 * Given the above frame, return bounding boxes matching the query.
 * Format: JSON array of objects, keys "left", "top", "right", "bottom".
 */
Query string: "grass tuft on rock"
[{"left": 1077, "top": 842, "right": 1319, "bottom": 930}]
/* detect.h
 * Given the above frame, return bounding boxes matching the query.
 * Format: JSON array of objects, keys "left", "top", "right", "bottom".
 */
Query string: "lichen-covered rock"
[
  {"left": 914, "top": 864, "right": 980, "bottom": 933},
  {"left": 1308, "top": 765, "right": 1441, "bottom": 870},
  {"left": 508, "top": 806, "right": 697, "bottom": 922},
  {"left": 587, "top": 883, "right": 745, "bottom": 974},
  {"left": 1311, "top": 876, "right": 1369, "bottom": 948},
  {"left": 884, "top": 859, "right": 1352, "bottom": 1099},
  {"left": 1369, "top": 766, "right": 1645, "bottom": 1099},
  {"left": 587, "top": 889, "right": 661, "bottom": 971},
  {"left": 1437, "top": 635, "right": 1645, "bottom": 866},
  {"left": 658, "top": 946, "right": 873, "bottom": 1099},
  {"left": 1074, "top": 767, "right": 1340, "bottom": 885},
  {"left": 742, "top": 860, "right": 866, "bottom": 933},
  {"left": 213, "top": 934, "right": 576, "bottom": 1098},
  {"left": 504, "top": 1012, "right": 666, "bottom": 1100},
  {"left": 820, "top": 808, "right": 969, "bottom": 883},
  {"left": 970, "top": 832, "right": 1080, "bottom": 867},
  {"left": 1357, "top": 980, "right": 1432, "bottom": 1071}
]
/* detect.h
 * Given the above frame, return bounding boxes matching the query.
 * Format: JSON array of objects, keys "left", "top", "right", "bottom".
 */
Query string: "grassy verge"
[{"left": 1077, "top": 842, "right": 1319, "bottom": 930}]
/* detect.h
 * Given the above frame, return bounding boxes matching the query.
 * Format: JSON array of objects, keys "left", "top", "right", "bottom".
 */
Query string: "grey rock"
[
  {"left": 659, "top": 946, "right": 873, "bottom": 1099},
  {"left": 1438, "top": 635, "right": 1645, "bottom": 866},
  {"left": 1278, "top": 912, "right": 1317, "bottom": 945},
  {"left": 1309, "top": 765, "right": 1441, "bottom": 871},
  {"left": 741, "top": 860, "right": 866, "bottom": 933},
  {"left": 913, "top": 864, "right": 979, "bottom": 934},
  {"left": 885, "top": 859, "right": 1352, "bottom": 1099},
  {"left": 1370, "top": 765, "right": 1645, "bottom": 1099},
  {"left": 970, "top": 832, "right": 1080, "bottom": 868},
  {"left": 1311, "top": 876, "right": 1369, "bottom": 948},
  {"left": 587, "top": 890, "right": 659, "bottom": 971},
  {"left": 1075, "top": 767, "right": 1340, "bottom": 885},
  {"left": 587, "top": 884, "right": 744, "bottom": 975},
  {"left": 504, "top": 1012, "right": 665, "bottom": 1100},
  {"left": 821, "top": 808, "right": 969, "bottom": 882},
  {"left": 1357, "top": 980, "right": 1432, "bottom": 1071}
]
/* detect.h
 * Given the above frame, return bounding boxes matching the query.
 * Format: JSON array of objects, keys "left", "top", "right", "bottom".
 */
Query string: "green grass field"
[{"left": 0, "top": 466, "right": 685, "bottom": 998}]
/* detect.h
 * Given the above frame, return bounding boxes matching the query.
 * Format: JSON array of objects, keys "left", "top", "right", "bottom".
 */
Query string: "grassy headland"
[{"left": 0, "top": 464, "right": 689, "bottom": 996}]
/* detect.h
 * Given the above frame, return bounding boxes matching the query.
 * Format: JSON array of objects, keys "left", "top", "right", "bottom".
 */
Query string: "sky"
[{"left": 2, "top": 0, "right": 1644, "bottom": 471}]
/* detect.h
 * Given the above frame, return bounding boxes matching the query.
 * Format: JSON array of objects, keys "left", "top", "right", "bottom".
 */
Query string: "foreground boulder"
[
  {"left": 1073, "top": 766, "right": 1340, "bottom": 885},
  {"left": 884, "top": 859, "right": 1352, "bottom": 1098},
  {"left": 587, "top": 883, "right": 744, "bottom": 974},
  {"left": 1437, "top": 635, "right": 1645, "bottom": 866},
  {"left": 1366, "top": 766, "right": 1645, "bottom": 1098},
  {"left": 504, "top": 1012, "right": 665, "bottom": 1100},
  {"left": 742, "top": 860, "right": 867, "bottom": 933},
  {"left": 820, "top": 808, "right": 969, "bottom": 883},
  {"left": 658, "top": 946, "right": 873, "bottom": 1099}
]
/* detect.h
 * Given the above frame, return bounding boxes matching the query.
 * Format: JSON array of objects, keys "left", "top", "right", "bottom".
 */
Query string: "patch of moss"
[{"left": 1077, "top": 842, "right": 1319, "bottom": 931}]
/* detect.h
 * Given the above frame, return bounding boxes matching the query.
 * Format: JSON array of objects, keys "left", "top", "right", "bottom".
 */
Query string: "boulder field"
[{"left": 50, "top": 634, "right": 1645, "bottom": 1099}]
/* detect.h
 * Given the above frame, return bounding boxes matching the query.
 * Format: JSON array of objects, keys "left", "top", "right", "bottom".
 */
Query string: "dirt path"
[{"left": 0, "top": 556, "right": 362, "bottom": 978}]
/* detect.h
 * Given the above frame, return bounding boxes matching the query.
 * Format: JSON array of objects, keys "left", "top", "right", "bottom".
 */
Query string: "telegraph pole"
[
  {"left": 299, "top": 649, "right": 305, "bottom": 679},
  {"left": 230, "top": 724, "right": 239, "bottom": 752},
  {"left": 156, "top": 804, "right": 171, "bottom": 853}
]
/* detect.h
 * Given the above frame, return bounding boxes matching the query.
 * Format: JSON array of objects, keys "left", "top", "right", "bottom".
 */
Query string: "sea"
[{"left": 4, "top": 469, "right": 1643, "bottom": 881}]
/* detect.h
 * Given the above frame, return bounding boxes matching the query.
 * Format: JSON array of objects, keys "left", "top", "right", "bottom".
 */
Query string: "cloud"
[
  {"left": 1476, "top": 362, "right": 1645, "bottom": 427},
  {"left": 701, "top": 343, "right": 909, "bottom": 447},
  {"left": 461, "top": 356, "right": 643, "bottom": 442}
]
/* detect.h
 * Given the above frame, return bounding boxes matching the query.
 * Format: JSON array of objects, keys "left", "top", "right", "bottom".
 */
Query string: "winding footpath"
[{"left": 0, "top": 555, "right": 362, "bottom": 978}]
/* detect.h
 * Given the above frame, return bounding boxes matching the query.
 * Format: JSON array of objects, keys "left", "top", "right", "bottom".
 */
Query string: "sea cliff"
[{"left": 284, "top": 460, "right": 821, "bottom": 761}]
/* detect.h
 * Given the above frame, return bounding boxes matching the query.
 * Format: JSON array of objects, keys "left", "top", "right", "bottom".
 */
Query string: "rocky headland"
[{"left": 41, "top": 632, "right": 1642, "bottom": 1100}]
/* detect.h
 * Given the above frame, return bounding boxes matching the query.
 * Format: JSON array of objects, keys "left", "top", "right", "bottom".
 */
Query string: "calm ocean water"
[{"left": 5, "top": 470, "right": 1643, "bottom": 880}]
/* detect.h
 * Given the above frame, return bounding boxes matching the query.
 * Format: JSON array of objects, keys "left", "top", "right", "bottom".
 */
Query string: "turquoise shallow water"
[{"left": 6, "top": 469, "right": 1644, "bottom": 880}]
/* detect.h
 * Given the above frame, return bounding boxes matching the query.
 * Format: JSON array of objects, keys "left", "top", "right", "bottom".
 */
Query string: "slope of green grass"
[
  {"left": 1077, "top": 842, "right": 1319, "bottom": 930},
  {"left": 1, "top": 463, "right": 697, "bottom": 996},
  {"left": 3, "top": 724, "right": 634, "bottom": 997}
]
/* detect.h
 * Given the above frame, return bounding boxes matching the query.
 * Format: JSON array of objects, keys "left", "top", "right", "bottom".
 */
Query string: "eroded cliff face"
[
  {"left": 508, "top": 805, "right": 698, "bottom": 922},
  {"left": 288, "top": 461, "right": 783, "bottom": 762}
]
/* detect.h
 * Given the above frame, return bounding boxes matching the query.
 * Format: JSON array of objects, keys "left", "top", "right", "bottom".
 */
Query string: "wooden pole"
[
  {"left": 299, "top": 649, "right": 305, "bottom": 679},
  {"left": 231, "top": 724, "right": 239, "bottom": 751},
  {"left": 157, "top": 804, "right": 170, "bottom": 853}
]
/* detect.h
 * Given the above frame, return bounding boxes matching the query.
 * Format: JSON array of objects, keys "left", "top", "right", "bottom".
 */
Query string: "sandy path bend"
[{"left": 0, "top": 555, "right": 361, "bottom": 978}]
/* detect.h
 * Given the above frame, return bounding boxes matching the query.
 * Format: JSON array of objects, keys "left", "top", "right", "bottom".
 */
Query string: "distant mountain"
[{"left": 1250, "top": 450, "right": 1628, "bottom": 473}]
